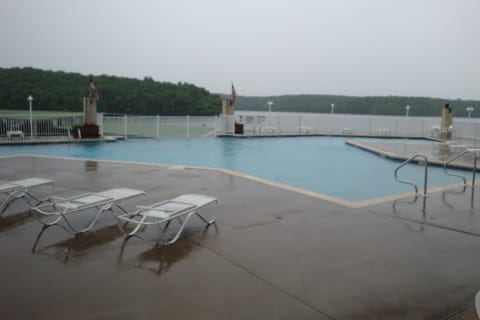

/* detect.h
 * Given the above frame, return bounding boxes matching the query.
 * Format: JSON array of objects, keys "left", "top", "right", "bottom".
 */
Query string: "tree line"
[
  {"left": 229, "top": 94, "right": 479, "bottom": 117},
  {"left": 0, "top": 67, "right": 222, "bottom": 115},
  {"left": 1, "top": 67, "right": 478, "bottom": 117}
]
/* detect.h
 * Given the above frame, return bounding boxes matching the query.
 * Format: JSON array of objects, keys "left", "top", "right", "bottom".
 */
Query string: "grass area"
[
  {"left": 0, "top": 110, "right": 82, "bottom": 119},
  {"left": 0, "top": 110, "right": 82, "bottom": 115},
  {"left": 103, "top": 122, "right": 213, "bottom": 138}
]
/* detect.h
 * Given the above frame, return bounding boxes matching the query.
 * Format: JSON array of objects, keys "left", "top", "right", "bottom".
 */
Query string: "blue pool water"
[{"left": 0, "top": 137, "right": 467, "bottom": 201}]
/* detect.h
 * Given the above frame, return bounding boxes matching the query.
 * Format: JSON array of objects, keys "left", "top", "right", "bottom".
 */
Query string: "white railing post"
[
  {"left": 330, "top": 114, "right": 334, "bottom": 134},
  {"left": 124, "top": 114, "right": 128, "bottom": 140},
  {"left": 32, "top": 116, "right": 35, "bottom": 137},
  {"left": 214, "top": 115, "right": 218, "bottom": 136},
  {"left": 186, "top": 115, "right": 190, "bottom": 138}
]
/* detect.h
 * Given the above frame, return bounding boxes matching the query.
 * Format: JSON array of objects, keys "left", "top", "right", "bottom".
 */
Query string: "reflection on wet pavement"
[
  {"left": 32, "top": 224, "right": 127, "bottom": 263},
  {"left": 0, "top": 210, "right": 34, "bottom": 232},
  {"left": 84, "top": 160, "right": 98, "bottom": 171},
  {"left": 136, "top": 241, "right": 197, "bottom": 276}
]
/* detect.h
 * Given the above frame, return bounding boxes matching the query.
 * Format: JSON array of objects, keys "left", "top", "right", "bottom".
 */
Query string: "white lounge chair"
[
  {"left": 6, "top": 130, "right": 25, "bottom": 140},
  {"left": 0, "top": 177, "right": 55, "bottom": 215},
  {"left": 117, "top": 194, "right": 218, "bottom": 245},
  {"left": 32, "top": 188, "right": 146, "bottom": 234},
  {"left": 298, "top": 126, "right": 314, "bottom": 133}
]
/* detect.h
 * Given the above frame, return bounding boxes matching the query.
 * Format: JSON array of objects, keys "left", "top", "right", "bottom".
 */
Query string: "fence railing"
[
  {"left": 235, "top": 111, "right": 442, "bottom": 137},
  {"left": 0, "top": 113, "right": 83, "bottom": 137},
  {"left": 2, "top": 111, "right": 479, "bottom": 141},
  {"left": 451, "top": 119, "right": 480, "bottom": 142},
  {"left": 102, "top": 115, "right": 218, "bottom": 139}
]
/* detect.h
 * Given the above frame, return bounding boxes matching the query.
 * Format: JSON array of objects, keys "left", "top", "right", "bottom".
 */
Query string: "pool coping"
[
  {"left": 1, "top": 153, "right": 470, "bottom": 209},
  {"left": 345, "top": 139, "right": 476, "bottom": 170}
]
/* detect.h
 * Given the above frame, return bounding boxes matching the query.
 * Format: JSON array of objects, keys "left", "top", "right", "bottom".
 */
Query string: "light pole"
[
  {"left": 331, "top": 103, "right": 335, "bottom": 114},
  {"left": 267, "top": 101, "right": 273, "bottom": 112},
  {"left": 467, "top": 107, "right": 474, "bottom": 119},
  {"left": 405, "top": 105, "right": 410, "bottom": 117},
  {"left": 467, "top": 107, "right": 474, "bottom": 139},
  {"left": 27, "top": 94, "right": 33, "bottom": 137}
]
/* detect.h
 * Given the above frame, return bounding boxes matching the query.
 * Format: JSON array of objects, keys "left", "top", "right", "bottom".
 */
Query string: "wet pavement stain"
[{"left": 0, "top": 210, "right": 34, "bottom": 232}]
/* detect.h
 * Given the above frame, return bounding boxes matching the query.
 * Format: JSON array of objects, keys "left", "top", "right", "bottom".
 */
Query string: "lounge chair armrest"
[
  {"left": 117, "top": 213, "right": 161, "bottom": 226},
  {"left": 32, "top": 206, "right": 60, "bottom": 216},
  {"left": 137, "top": 204, "right": 196, "bottom": 212},
  {"left": 51, "top": 196, "right": 68, "bottom": 202}
]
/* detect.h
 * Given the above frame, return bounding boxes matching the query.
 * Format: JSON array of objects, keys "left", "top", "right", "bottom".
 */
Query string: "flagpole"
[{"left": 27, "top": 94, "right": 34, "bottom": 137}]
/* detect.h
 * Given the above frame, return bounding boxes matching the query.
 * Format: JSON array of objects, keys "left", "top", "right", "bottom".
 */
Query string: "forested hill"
[
  {"left": 229, "top": 94, "right": 479, "bottom": 117},
  {"left": 0, "top": 67, "right": 222, "bottom": 115},
  {"left": 1, "top": 67, "right": 478, "bottom": 117}
]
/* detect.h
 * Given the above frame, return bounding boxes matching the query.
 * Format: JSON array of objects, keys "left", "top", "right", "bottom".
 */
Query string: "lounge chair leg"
[
  {"left": 0, "top": 201, "right": 12, "bottom": 214},
  {"left": 166, "top": 212, "right": 195, "bottom": 245},
  {"left": 128, "top": 215, "right": 147, "bottom": 236},
  {"left": 163, "top": 220, "right": 171, "bottom": 231},
  {"left": 74, "top": 207, "right": 111, "bottom": 234},
  {"left": 31, "top": 226, "right": 49, "bottom": 253},
  {"left": 194, "top": 211, "right": 216, "bottom": 225},
  {"left": 0, "top": 191, "right": 22, "bottom": 214}
]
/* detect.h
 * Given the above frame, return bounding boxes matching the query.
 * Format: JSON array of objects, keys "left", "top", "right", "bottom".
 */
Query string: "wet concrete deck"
[{"left": 1, "top": 154, "right": 480, "bottom": 319}]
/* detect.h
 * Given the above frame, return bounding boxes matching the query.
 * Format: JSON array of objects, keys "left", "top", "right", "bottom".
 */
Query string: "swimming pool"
[{"left": 0, "top": 137, "right": 467, "bottom": 202}]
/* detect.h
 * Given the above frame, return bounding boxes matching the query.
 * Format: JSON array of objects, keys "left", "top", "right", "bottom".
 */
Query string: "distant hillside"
[
  {"left": 0, "top": 67, "right": 222, "bottom": 115},
  {"left": 225, "top": 94, "right": 479, "bottom": 117},
  {"left": 2, "top": 67, "right": 477, "bottom": 117}
]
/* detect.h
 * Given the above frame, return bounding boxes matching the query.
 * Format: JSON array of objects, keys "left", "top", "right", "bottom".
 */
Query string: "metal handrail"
[
  {"left": 444, "top": 149, "right": 479, "bottom": 186},
  {"left": 394, "top": 153, "right": 429, "bottom": 196}
]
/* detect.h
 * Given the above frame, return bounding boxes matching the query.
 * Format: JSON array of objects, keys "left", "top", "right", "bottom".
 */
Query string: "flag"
[
  {"left": 231, "top": 83, "right": 236, "bottom": 105},
  {"left": 89, "top": 78, "right": 100, "bottom": 101}
]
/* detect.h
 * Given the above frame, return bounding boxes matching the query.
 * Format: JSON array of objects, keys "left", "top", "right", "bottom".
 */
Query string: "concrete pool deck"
[{"left": 1, "top": 153, "right": 480, "bottom": 319}]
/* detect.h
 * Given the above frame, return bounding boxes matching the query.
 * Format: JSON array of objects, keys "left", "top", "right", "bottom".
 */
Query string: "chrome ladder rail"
[
  {"left": 444, "top": 149, "right": 479, "bottom": 186},
  {"left": 394, "top": 153, "right": 429, "bottom": 196}
]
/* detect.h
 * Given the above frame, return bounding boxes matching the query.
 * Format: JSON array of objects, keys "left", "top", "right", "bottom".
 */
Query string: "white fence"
[
  {"left": 235, "top": 111, "right": 442, "bottom": 137},
  {"left": 0, "top": 113, "right": 83, "bottom": 137},
  {"left": 102, "top": 115, "right": 218, "bottom": 139},
  {"left": 452, "top": 118, "right": 480, "bottom": 142},
  {"left": 2, "top": 111, "right": 479, "bottom": 141}
]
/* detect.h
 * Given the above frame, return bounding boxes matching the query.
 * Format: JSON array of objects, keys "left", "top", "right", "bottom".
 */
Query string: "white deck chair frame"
[
  {"left": 0, "top": 178, "right": 56, "bottom": 215},
  {"left": 117, "top": 194, "right": 218, "bottom": 245},
  {"left": 32, "top": 188, "right": 146, "bottom": 234}
]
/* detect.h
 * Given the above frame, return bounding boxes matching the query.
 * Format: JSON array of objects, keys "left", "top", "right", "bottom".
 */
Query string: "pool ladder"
[
  {"left": 444, "top": 149, "right": 480, "bottom": 186},
  {"left": 394, "top": 153, "right": 429, "bottom": 196}
]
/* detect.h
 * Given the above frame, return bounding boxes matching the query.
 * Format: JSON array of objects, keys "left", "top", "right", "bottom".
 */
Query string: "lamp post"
[
  {"left": 405, "top": 105, "right": 410, "bottom": 117},
  {"left": 467, "top": 107, "right": 474, "bottom": 119},
  {"left": 27, "top": 94, "right": 33, "bottom": 137},
  {"left": 331, "top": 103, "right": 335, "bottom": 114},
  {"left": 267, "top": 101, "right": 273, "bottom": 112},
  {"left": 467, "top": 107, "right": 474, "bottom": 139}
]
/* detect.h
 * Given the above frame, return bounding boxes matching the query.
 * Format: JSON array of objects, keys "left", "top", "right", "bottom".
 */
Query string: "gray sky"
[{"left": 1, "top": 0, "right": 479, "bottom": 99}]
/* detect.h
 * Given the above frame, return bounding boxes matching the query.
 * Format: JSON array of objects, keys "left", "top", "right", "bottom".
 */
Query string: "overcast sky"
[{"left": 1, "top": 0, "right": 479, "bottom": 99}]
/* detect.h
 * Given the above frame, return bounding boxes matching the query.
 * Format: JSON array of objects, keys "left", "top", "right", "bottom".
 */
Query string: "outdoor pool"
[{"left": 0, "top": 137, "right": 467, "bottom": 202}]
